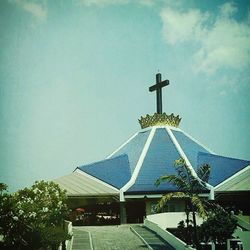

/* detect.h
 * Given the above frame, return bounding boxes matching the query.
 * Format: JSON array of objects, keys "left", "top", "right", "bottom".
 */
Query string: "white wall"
[
  {"left": 144, "top": 219, "right": 194, "bottom": 250},
  {"left": 145, "top": 199, "right": 186, "bottom": 215},
  {"left": 146, "top": 212, "right": 204, "bottom": 229}
]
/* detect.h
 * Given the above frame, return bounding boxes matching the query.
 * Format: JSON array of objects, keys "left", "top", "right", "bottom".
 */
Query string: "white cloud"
[
  {"left": 219, "top": 2, "right": 237, "bottom": 18},
  {"left": 160, "top": 2, "right": 250, "bottom": 74},
  {"left": 194, "top": 18, "right": 250, "bottom": 74},
  {"left": 9, "top": 0, "right": 47, "bottom": 22},
  {"left": 160, "top": 8, "right": 208, "bottom": 44}
]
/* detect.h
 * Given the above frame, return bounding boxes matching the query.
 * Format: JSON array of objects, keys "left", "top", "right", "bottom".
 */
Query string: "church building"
[{"left": 54, "top": 73, "right": 250, "bottom": 225}]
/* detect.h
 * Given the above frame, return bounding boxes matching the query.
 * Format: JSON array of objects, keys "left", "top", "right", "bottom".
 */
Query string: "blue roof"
[
  {"left": 172, "top": 130, "right": 210, "bottom": 168},
  {"left": 127, "top": 128, "right": 181, "bottom": 193},
  {"left": 78, "top": 154, "right": 131, "bottom": 189},
  {"left": 111, "top": 130, "right": 150, "bottom": 173},
  {"left": 76, "top": 126, "right": 249, "bottom": 194},
  {"left": 198, "top": 152, "right": 250, "bottom": 187}
]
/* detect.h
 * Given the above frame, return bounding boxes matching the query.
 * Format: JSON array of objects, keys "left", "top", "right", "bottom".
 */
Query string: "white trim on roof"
[
  {"left": 125, "top": 193, "right": 209, "bottom": 199},
  {"left": 166, "top": 127, "right": 215, "bottom": 200},
  {"left": 180, "top": 130, "right": 215, "bottom": 154},
  {"left": 140, "top": 125, "right": 181, "bottom": 132},
  {"left": 106, "top": 125, "right": 182, "bottom": 159},
  {"left": 214, "top": 165, "right": 250, "bottom": 190},
  {"left": 120, "top": 127, "right": 156, "bottom": 200},
  {"left": 75, "top": 169, "right": 119, "bottom": 192},
  {"left": 166, "top": 127, "right": 197, "bottom": 177},
  {"left": 106, "top": 132, "right": 139, "bottom": 159},
  {"left": 125, "top": 194, "right": 163, "bottom": 199}
]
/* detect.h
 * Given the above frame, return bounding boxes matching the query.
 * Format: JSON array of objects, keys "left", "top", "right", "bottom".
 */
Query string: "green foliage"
[
  {"left": 40, "top": 226, "right": 71, "bottom": 248},
  {"left": 0, "top": 183, "right": 8, "bottom": 195},
  {"left": 199, "top": 207, "right": 237, "bottom": 244},
  {"left": 0, "top": 181, "right": 70, "bottom": 249},
  {"left": 155, "top": 158, "right": 211, "bottom": 218},
  {"left": 155, "top": 158, "right": 212, "bottom": 249},
  {"left": 177, "top": 220, "right": 194, "bottom": 245},
  {"left": 156, "top": 192, "right": 186, "bottom": 211}
]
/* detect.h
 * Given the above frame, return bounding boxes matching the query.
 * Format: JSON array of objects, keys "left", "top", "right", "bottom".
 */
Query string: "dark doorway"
[
  {"left": 71, "top": 202, "right": 120, "bottom": 226},
  {"left": 126, "top": 201, "right": 146, "bottom": 223},
  {"left": 216, "top": 192, "right": 250, "bottom": 215}
]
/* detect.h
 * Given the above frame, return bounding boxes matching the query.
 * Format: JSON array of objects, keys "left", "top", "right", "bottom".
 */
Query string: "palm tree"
[{"left": 155, "top": 158, "right": 211, "bottom": 249}]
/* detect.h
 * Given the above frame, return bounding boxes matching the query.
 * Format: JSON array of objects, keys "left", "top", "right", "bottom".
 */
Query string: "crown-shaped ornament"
[
  {"left": 139, "top": 113, "right": 181, "bottom": 129},
  {"left": 140, "top": 73, "right": 181, "bottom": 129}
]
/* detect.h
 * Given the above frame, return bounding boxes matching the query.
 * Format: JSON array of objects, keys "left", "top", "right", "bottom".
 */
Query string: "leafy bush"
[
  {"left": 199, "top": 207, "right": 237, "bottom": 244},
  {"left": 40, "top": 226, "right": 71, "bottom": 249},
  {"left": 0, "top": 181, "right": 70, "bottom": 249}
]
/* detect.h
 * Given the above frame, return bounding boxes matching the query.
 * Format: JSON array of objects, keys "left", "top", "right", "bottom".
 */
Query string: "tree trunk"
[
  {"left": 185, "top": 201, "right": 190, "bottom": 227},
  {"left": 191, "top": 204, "right": 199, "bottom": 250},
  {"left": 62, "top": 240, "right": 66, "bottom": 250},
  {"left": 185, "top": 201, "right": 191, "bottom": 244}
]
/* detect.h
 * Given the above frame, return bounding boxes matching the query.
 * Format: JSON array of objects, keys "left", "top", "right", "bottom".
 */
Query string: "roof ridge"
[
  {"left": 121, "top": 127, "right": 156, "bottom": 195},
  {"left": 179, "top": 129, "right": 214, "bottom": 154},
  {"left": 75, "top": 169, "right": 120, "bottom": 191},
  {"left": 78, "top": 153, "right": 129, "bottom": 168}
]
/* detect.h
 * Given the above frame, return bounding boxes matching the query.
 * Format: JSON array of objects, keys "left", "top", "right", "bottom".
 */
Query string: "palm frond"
[
  {"left": 157, "top": 192, "right": 186, "bottom": 212},
  {"left": 191, "top": 195, "right": 208, "bottom": 218},
  {"left": 174, "top": 158, "right": 195, "bottom": 182},
  {"left": 191, "top": 178, "right": 206, "bottom": 193},
  {"left": 155, "top": 175, "right": 189, "bottom": 190},
  {"left": 174, "top": 158, "right": 186, "bottom": 166},
  {"left": 197, "top": 164, "right": 211, "bottom": 182}
]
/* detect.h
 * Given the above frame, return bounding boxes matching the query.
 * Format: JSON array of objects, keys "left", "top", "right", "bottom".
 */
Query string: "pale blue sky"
[{"left": 1, "top": 0, "right": 249, "bottom": 192}]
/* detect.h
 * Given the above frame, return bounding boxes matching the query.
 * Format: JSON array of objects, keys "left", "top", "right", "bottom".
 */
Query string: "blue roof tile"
[
  {"left": 78, "top": 154, "right": 131, "bottom": 189},
  {"left": 76, "top": 127, "right": 250, "bottom": 193},
  {"left": 128, "top": 128, "right": 181, "bottom": 193},
  {"left": 198, "top": 152, "right": 250, "bottom": 187},
  {"left": 111, "top": 130, "right": 150, "bottom": 174},
  {"left": 172, "top": 130, "right": 210, "bottom": 169}
]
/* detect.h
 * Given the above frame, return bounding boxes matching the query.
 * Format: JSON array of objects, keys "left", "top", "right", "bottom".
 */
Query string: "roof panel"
[
  {"left": 54, "top": 171, "right": 119, "bottom": 196},
  {"left": 78, "top": 154, "right": 131, "bottom": 189},
  {"left": 198, "top": 152, "right": 250, "bottom": 187},
  {"left": 172, "top": 130, "right": 210, "bottom": 168},
  {"left": 216, "top": 167, "right": 250, "bottom": 191},
  {"left": 111, "top": 130, "right": 150, "bottom": 174},
  {"left": 128, "top": 128, "right": 181, "bottom": 193}
]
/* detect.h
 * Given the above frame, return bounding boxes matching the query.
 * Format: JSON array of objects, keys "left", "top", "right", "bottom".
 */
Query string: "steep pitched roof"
[
  {"left": 127, "top": 128, "right": 181, "bottom": 193},
  {"left": 78, "top": 154, "right": 131, "bottom": 189},
  {"left": 53, "top": 170, "right": 119, "bottom": 197},
  {"left": 215, "top": 165, "right": 250, "bottom": 192},
  {"left": 56, "top": 125, "right": 249, "bottom": 196},
  {"left": 197, "top": 152, "right": 250, "bottom": 187},
  {"left": 125, "top": 127, "right": 211, "bottom": 194},
  {"left": 78, "top": 126, "right": 213, "bottom": 194}
]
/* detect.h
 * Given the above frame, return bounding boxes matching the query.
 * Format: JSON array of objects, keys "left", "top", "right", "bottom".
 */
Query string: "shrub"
[
  {"left": 0, "top": 181, "right": 70, "bottom": 249},
  {"left": 199, "top": 207, "right": 237, "bottom": 245}
]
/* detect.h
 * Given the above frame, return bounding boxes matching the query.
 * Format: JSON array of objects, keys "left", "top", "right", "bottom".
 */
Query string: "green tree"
[
  {"left": 155, "top": 158, "right": 211, "bottom": 249},
  {"left": 0, "top": 183, "right": 13, "bottom": 240},
  {"left": 0, "top": 181, "right": 70, "bottom": 249},
  {"left": 199, "top": 207, "right": 237, "bottom": 245},
  {"left": 0, "top": 183, "right": 8, "bottom": 195}
]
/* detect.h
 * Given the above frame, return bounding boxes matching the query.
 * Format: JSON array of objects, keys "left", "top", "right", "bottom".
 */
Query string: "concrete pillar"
[{"left": 120, "top": 202, "right": 127, "bottom": 224}]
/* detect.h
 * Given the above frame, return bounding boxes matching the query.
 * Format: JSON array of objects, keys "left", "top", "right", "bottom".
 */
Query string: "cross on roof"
[{"left": 149, "top": 73, "right": 169, "bottom": 114}]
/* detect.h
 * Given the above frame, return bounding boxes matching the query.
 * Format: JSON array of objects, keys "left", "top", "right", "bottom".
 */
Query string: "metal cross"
[{"left": 149, "top": 73, "right": 169, "bottom": 114}]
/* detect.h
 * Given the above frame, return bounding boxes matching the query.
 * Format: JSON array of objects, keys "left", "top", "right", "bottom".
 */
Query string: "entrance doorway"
[
  {"left": 126, "top": 201, "right": 146, "bottom": 223},
  {"left": 71, "top": 202, "right": 120, "bottom": 226}
]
